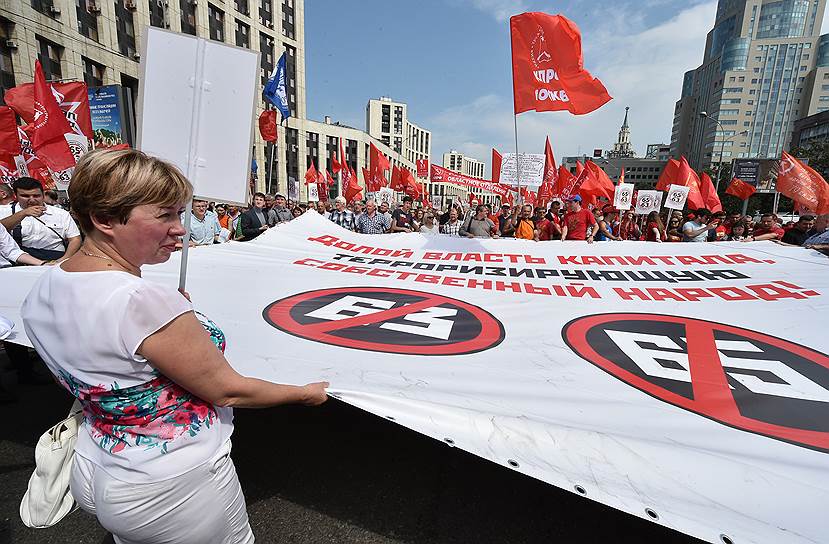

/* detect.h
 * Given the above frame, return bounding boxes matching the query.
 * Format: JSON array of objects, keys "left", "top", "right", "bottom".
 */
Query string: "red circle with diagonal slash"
[
  {"left": 563, "top": 313, "right": 829, "bottom": 453},
  {"left": 263, "top": 287, "right": 504, "bottom": 356}
]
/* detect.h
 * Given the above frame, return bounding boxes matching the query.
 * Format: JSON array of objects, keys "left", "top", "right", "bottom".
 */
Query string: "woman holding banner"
[{"left": 21, "top": 149, "right": 328, "bottom": 544}]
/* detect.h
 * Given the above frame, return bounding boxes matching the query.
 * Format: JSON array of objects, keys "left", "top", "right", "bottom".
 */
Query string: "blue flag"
[{"left": 263, "top": 52, "right": 290, "bottom": 121}]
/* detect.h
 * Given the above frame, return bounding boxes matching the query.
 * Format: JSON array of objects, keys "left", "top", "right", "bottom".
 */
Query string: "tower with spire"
[{"left": 608, "top": 107, "right": 635, "bottom": 159}]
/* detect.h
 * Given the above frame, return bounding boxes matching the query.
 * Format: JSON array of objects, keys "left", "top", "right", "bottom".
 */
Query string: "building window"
[
  {"left": 234, "top": 0, "right": 249, "bottom": 16},
  {"left": 281, "top": 0, "right": 294, "bottom": 39},
  {"left": 180, "top": 0, "right": 197, "bottom": 35},
  {"left": 149, "top": 0, "right": 167, "bottom": 28},
  {"left": 31, "top": 0, "right": 60, "bottom": 18},
  {"left": 259, "top": 32, "right": 273, "bottom": 86},
  {"left": 284, "top": 43, "right": 296, "bottom": 113},
  {"left": 259, "top": 0, "right": 272, "bottom": 28},
  {"left": 82, "top": 56, "right": 104, "bottom": 86},
  {"left": 115, "top": 0, "right": 137, "bottom": 58},
  {"left": 208, "top": 4, "right": 224, "bottom": 41},
  {"left": 76, "top": 0, "right": 99, "bottom": 41},
  {"left": 36, "top": 35, "right": 62, "bottom": 80},
  {"left": 0, "top": 21, "right": 14, "bottom": 105},
  {"left": 235, "top": 19, "right": 249, "bottom": 48}
]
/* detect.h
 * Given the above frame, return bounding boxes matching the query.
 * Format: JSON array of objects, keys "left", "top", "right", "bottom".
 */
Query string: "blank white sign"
[{"left": 138, "top": 28, "right": 258, "bottom": 205}]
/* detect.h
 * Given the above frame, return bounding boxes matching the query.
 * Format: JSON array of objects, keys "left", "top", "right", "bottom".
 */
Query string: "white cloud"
[
  {"left": 460, "top": 0, "right": 529, "bottom": 22},
  {"left": 427, "top": 1, "right": 717, "bottom": 176}
]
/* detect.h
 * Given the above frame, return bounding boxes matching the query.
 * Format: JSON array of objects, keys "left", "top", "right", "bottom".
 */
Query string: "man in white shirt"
[
  {"left": 182, "top": 199, "right": 222, "bottom": 245},
  {"left": 0, "top": 177, "right": 81, "bottom": 261}
]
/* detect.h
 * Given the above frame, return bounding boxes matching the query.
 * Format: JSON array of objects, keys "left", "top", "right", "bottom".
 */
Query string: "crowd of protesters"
[{"left": 177, "top": 189, "right": 828, "bottom": 251}]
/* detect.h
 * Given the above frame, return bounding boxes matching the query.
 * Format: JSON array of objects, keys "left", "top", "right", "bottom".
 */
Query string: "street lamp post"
[{"left": 699, "top": 111, "right": 747, "bottom": 192}]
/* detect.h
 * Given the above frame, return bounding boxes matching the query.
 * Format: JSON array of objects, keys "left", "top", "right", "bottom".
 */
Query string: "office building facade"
[{"left": 670, "top": 0, "right": 828, "bottom": 170}]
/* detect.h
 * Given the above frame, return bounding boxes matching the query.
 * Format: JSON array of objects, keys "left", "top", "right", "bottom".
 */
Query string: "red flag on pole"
[
  {"left": 555, "top": 164, "right": 574, "bottom": 197},
  {"left": 390, "top": 165, "right": 406, "bottom": 192},
  {"left": 343, "top": 166, "right": 362, "bottom": 203},
  {"left": 0, "top": 106, "right": 21, "bottom": 158},
  {"left": 304, "top": 162, "right": 318, "bottom": 185},
  {"left": 699, "top": 172, "right": 723, "bottom": 212},
  {"left": 492, "top": 148, "right": 503, "bottom": 183},
  {"left": 510, "top": 12, "right": 611, "bottom": 115},
  {"left": 6, "top": 81, "right": 93, "bottom": 139},
  {"left": 581, "top": 160, "right": 614, "bottom": 201},
  {"left": 30, "top": 61, "right": 75, "bottom": 172},
  {"left": 416, "top": 159, "right": 429, "bottom": 178},
  {"left": 258, "top": 110, "right": 278, "bottom": 142},
  {"left": 776, "top": 152, "right": 829, "bottom": 214},
  {"left": 618, "top": 167, "right": 625, "bottom": 185},
  {"left": 402, "top": 168, "right": 421, "bottom": 199},
  {"left": 656, "top": 158, "right": 679, "bottom": 191},
  {"left": 678, "top": 157, "right": 706, "bottom": 210},
  {"left": 369, "top": 142, "right": 390, "bottom": 173},
  {"left": 725, "top": 177, "right": 756, "bottom": 200}
]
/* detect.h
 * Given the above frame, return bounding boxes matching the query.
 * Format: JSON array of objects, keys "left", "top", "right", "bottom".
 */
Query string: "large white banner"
[{"left": 2, "top": 213, "right": 828, "bottom": 544}]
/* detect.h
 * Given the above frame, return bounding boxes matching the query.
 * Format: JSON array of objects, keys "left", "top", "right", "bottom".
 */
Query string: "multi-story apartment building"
[
  {"left": 365, "top": 97, "right": 430, "bottom": 171},
  {"left": 670, "top": 0, "right": 828, "bottom": 170},
  {"left": 0, "top": 0, "right": 419, "bottom": 201}
]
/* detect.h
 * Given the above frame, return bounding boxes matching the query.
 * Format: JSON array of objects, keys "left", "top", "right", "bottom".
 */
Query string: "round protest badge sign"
[
  {"left": 264, "top": 287, "right": 504, "bottom": 356},
  {"left": 563, "top": 313, "right": 829, "bottom": 453}
]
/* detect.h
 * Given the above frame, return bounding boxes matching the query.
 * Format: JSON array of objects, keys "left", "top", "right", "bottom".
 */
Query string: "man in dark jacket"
[{"left": 239, "top": 192, "right": 271, "bottom": 241}]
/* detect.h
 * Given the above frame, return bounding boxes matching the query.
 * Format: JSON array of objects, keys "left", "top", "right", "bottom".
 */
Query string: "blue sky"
[{"left": 304, "top": 0, "right": 829, "bottom": 175}]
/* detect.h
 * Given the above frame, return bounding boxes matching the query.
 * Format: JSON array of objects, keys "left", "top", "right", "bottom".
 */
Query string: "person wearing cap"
[
  {"left": 560, "top": 195, "right": 597, "bottom": 242},
  {"left": 271, "top": 193, "right": 292, "bottom": 224}
]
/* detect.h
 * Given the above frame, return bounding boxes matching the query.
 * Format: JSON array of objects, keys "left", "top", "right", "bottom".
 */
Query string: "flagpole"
[
  {"left": 179, "top": 37, "right": 207, "bottom": 292},
  {"left": 508, "top": 19, "right": 523, "bottom": 206}
]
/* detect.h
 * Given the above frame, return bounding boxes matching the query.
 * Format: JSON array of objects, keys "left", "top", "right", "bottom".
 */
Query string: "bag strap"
[{"left": 10, "top": 202, "right": 66, "bottom": 249}]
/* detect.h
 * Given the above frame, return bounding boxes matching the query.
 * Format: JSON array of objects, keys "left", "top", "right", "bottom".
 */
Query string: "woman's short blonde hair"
[{"left": 69, "top": 148, "right": 192, "bottom": 234}]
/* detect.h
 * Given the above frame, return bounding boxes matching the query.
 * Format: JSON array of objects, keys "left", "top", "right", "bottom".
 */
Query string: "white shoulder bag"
[{"left": 19, "top": 400, "right": 83, "bottom": 528}]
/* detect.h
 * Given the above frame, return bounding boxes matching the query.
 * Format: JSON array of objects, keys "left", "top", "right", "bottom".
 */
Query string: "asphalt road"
[{"left": 0, "top": 376, "right": 702, "bottom": 544}]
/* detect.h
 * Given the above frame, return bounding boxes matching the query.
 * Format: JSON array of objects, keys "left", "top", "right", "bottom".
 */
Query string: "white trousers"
[{"left": 70, "top": 440, "right": 255, "bottom": 544}]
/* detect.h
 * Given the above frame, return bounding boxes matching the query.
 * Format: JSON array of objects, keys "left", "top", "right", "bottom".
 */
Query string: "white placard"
[
  {"left": 664, "top": 184, "right": 690, "bottom": 210},
  {"left": 634, "top": 190, "right": 663, "bottom": 215},
  {"left": 138, "top": 28, "right": 258, "bottom": 205},
  {"left": 613, "top": 183, "right": 634, "bottom": 210},
  {"left": 13, "top": 155, "right": 28, "bottom": 177},
  {"left": 499, "top": 153, "right": 545, "bottom": 186},
  {"left": 377, "top": 187, "right": 395, "bottom": 205},
  {"left": 307, "top": 183, "right": 319, "bottom": 202},
  {"left": 431, "top": 195, "right": 443, "bottom": 209}
]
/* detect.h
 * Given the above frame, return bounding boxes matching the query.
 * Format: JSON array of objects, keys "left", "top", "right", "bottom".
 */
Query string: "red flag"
[
  {"left": 0, "top": 106, "right": 21, "bottom": 158},
  {"left": 304, "top": 162, "right": 318, "bottom": 185},
  {"left": 30, "top": 61, "right": 75, "bottom": 172},
  {"left": 777, "top": 152, "right": 829, "bottom": 214},
  {"left": 6, "top": 81, "right": 93, "bottom": 139},
  {"left": 725, "top": 177, "right": 756, "bottom": 200},
  {"left": 325, "top": 170, "right": 336, "bottom": 187},
  {"left": 369, "top": 142, "right": 390, "bottom": 173},
  {"left": 537, "top": 137, "right": 557, "bottom": 207},
  {"left": 678, "top": 157, "right": 705, "bottom": 210},
  {"left": 699, "top": 172, "right": 723, "bottom": 212},
  {"left": 363, "top": 166, "right": 385, "bottom": 193},
  {"left": 520, "top": 187, "right": 537, "bottom": 206},
  {"left": 390, "top": 165, "right": 406, "bottom": 191},
  {"left": 258, "top": 110, "right": 277, "bottom": 142},
  {"left": 492, "top": 148, "right": 503, "bottom": 183},
  {"left": 330, "top": 152, "right": 342, "bottom": 174},
  {"left": 555, "top": 164, "right": 573, "bottom": 196},
  {"left": 402, "top": 168, "right": 421, "bottom": 199},
  {"left": 618, "top": 167, "right": 625, "bottom": 185},
  {"left": 416, "top": 158, "right": 429, "bottom": 178},
  {"left": 510, "top": 13, "right": 611, "bottom": 115},
  {"left": 656, "top": 158, "right": 679, "bottom": 191},
  {"left": 581, "top": 160, "right": 614, "bottom": 201},
  {"left": 343, "top": 166, "right": 362, "bottom": 203}
]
